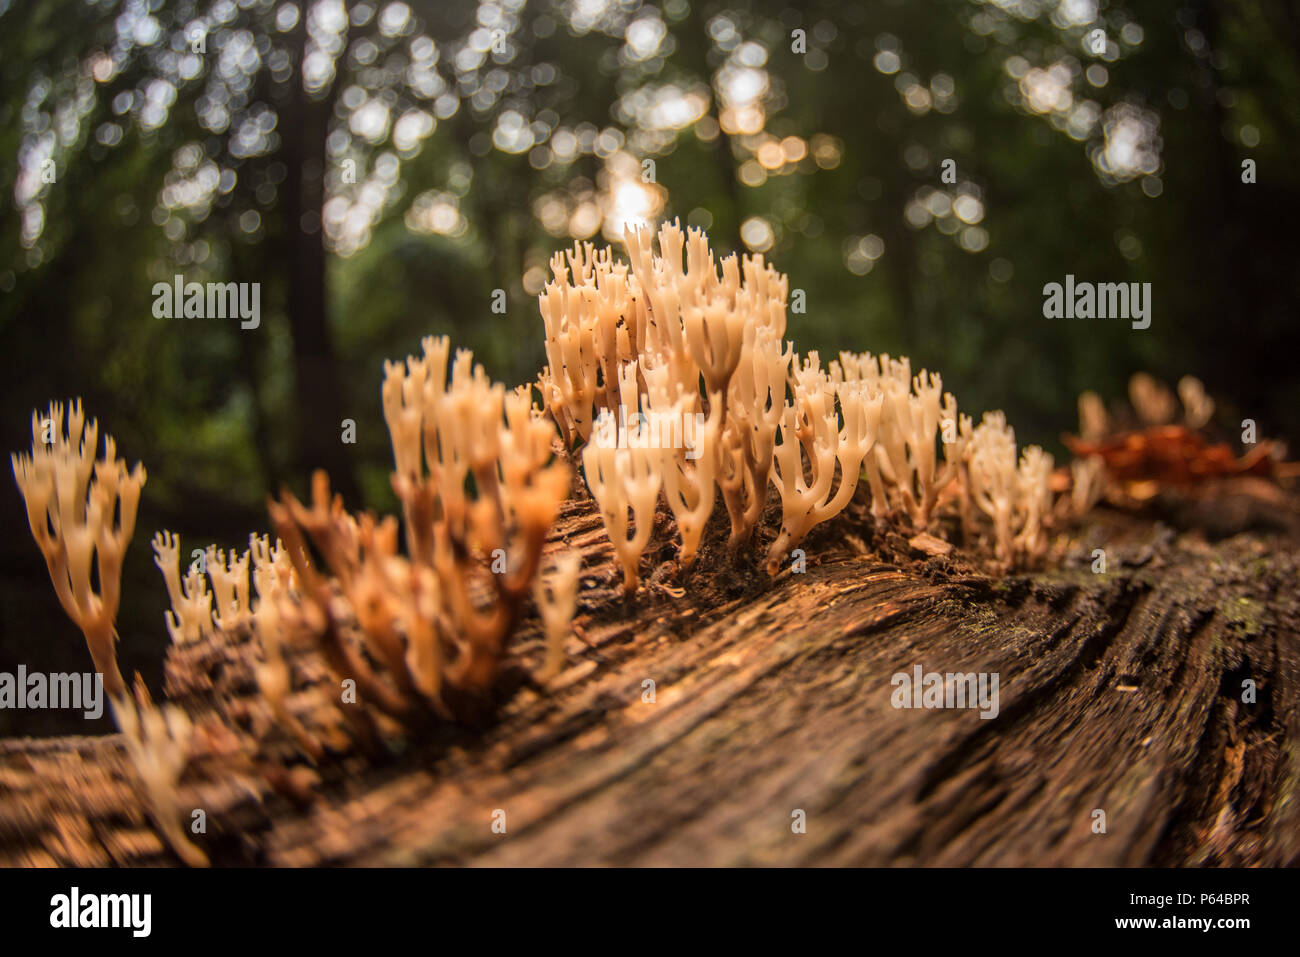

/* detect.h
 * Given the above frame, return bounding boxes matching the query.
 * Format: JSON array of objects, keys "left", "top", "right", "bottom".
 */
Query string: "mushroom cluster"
[
  {"left": 253, "top": 337, "right": 574, "bottom": 732},
  {"left": 538, "top": 220, "right": 1064, "bottom": 583}
]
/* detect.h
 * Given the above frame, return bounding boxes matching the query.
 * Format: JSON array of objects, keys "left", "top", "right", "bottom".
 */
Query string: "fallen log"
[{"left": 1, "top": 493, "right": 1297, "bottom": 867}]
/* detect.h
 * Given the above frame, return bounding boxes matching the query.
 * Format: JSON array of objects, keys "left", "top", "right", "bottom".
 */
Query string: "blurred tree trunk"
[
  {"left": 683, "top": 0, "right": 743, "bottom": 256},
  {"left": 275, "top": 6, "right": 361, "bottom": 504}
]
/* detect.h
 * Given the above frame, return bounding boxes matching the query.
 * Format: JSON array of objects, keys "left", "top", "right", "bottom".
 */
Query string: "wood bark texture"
[{"left": 1, "top": 489, "right": 1297, "bottom": 867}]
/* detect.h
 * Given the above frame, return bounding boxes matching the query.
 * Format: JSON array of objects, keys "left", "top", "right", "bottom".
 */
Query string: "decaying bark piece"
[{"left": 1, "top": 489, "right": 1298, "bottom": 867}]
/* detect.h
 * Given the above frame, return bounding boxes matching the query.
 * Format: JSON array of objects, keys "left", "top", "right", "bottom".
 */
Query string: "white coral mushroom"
[
  {"left": 11, "top": 400, "right": 145, "bottom": 698},
  {"left": 110, "top": 678, "right": 208, "bottom": 867},
  {"left": 534, "top": 552, "right": 582, "bottom": 680}
]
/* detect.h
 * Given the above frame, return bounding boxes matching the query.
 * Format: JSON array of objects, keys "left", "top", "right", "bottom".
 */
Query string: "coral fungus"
[
  {"left": 1067, "top": 373, "right": 1289, "bottom": 499},
  {"left": 7, "top": 220, "right": 1112, "bottom": 866},
  {"left": 538, "top": 220, "right": 1065, "bottom": 580},
  {"left": 257, "top": 338, "right": 572, "bottom": 731},
  {"left": 11, "top": 400, "right": 145, "bottom": 699}
]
